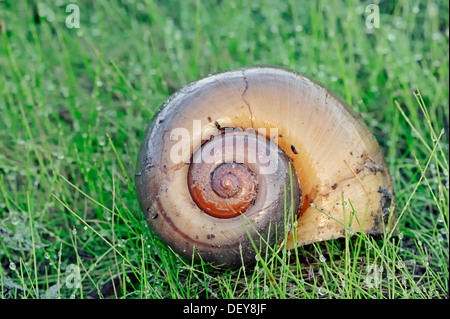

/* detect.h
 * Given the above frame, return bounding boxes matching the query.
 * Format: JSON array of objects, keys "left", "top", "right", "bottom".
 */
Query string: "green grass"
[{"left": 0, "top": 0, "right": 448, "bottom": 299}]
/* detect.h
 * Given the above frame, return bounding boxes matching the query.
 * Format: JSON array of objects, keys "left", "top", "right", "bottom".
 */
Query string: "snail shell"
[{"left": 135, "top": 67, "right": 395, "bottom": 267}]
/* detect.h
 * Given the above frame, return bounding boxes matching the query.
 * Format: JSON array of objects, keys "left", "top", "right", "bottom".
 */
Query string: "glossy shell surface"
[{"left": 135, "top": 67, "right": 395, "bottom": 265}]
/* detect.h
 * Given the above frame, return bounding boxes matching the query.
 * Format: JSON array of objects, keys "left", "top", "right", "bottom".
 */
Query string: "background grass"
[{"left": 0, "top": 0, "right": 448, "bottom": 299}]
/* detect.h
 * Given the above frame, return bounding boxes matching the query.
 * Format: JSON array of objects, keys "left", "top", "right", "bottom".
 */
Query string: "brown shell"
[{"left": 135, "top": 67, "right": 395, "bottom": 265}]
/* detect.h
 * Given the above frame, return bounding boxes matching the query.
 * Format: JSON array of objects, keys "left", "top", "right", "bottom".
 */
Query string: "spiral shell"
[{"left": 135, "top": 67, "right": 395, "bottom": 267}]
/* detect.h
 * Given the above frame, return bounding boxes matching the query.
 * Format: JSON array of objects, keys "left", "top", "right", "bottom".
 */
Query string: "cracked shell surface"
[{"left": 135, "top": 67, "right": 395, "bottom": 264}]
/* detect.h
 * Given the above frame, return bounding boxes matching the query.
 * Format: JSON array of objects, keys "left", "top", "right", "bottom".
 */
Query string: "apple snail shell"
[{"left": 135, "top": 67, "right": 395, "bottom": 267}]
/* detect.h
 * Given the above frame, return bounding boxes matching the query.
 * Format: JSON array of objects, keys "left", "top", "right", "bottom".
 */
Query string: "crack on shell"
[{"left": 241, "top": 70, "right": 254, "bottom": 128}]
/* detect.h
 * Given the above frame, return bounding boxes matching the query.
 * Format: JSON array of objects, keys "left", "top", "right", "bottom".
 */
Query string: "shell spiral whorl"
[{"left": 187, "top": 129, "right": 293, "bottom": 219}]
